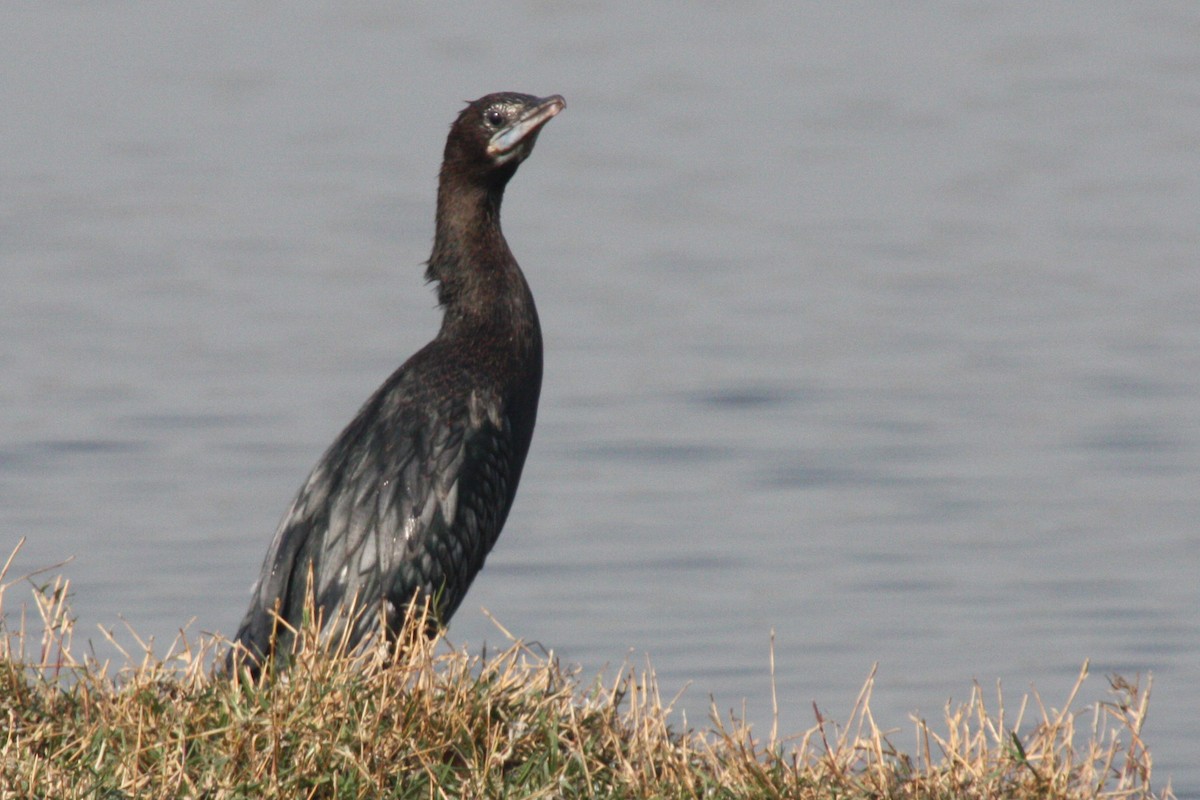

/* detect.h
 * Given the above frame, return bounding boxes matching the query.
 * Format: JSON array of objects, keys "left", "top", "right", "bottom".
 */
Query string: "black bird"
[{"left": 226, "top": 92, "right": 565, "bottom": 675}]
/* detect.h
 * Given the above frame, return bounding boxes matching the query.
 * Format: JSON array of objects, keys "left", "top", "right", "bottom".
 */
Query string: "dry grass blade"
[{"left": 0, "top": 543, "right": 1177, "bottom": 799}]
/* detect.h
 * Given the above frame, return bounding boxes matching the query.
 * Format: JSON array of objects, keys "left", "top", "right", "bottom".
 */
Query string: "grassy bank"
[{"left": 0, "top": 550, "right": 1174, "bottom": 798}]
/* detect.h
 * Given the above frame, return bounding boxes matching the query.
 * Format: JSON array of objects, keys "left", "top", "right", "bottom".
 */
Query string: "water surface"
[{"left": 2, "top": 4, "right": 1197, "bottom": 794}]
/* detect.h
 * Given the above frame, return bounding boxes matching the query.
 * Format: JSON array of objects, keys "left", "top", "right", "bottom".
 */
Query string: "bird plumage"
[{"left": 226, "top": 92, "right": 563, "bottom": 676}]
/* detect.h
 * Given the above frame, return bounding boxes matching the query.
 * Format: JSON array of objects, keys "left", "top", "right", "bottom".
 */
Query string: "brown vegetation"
[{"left": 0, "top": 544, "right": 1173, "bottom": 799}]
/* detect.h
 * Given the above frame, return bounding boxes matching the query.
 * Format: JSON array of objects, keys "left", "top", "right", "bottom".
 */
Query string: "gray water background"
[{"left": 2, "top": 3, "right": 1198, "bottom": 794}]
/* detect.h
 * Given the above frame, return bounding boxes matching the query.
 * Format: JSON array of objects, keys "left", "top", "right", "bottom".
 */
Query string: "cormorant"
[{"left": 225, "top": 92, "right": 565, "bottom": 676}]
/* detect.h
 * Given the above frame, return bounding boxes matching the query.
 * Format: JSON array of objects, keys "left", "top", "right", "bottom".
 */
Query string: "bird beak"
[{"left": 487, "top": 95, "right": 566, "bottom": 159}]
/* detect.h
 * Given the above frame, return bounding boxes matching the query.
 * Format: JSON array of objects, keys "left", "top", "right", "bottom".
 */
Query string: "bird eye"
[{"left": 484, "top": 107, "right": 506, "bottom": 127}]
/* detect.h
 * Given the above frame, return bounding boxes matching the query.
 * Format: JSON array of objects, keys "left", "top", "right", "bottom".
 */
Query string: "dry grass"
[{"left": 0, "top": 542, "right": 1175, "bottom": 799}]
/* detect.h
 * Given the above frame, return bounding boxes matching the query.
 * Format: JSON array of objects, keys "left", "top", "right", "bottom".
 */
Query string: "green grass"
[{"left": 0, "top": 543, "right": 1175, "bottom": 799}]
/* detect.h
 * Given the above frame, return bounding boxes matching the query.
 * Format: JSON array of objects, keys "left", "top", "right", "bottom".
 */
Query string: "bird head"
[{"left": 442, "top": 92, "right": 566, "bottom": 187}]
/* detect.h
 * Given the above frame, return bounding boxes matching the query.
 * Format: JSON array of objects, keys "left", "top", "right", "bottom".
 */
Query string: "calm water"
[{"left": 3, "top": 4, "right": 1198, "bottom": 793}]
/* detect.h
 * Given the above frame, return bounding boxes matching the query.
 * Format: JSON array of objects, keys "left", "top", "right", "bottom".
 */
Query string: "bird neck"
[
  {"left": 426, "top": 177, "right": 538, "bottom": 342},
  {"left": 429, "top": 176, "right": 503, "bottom": 268}
]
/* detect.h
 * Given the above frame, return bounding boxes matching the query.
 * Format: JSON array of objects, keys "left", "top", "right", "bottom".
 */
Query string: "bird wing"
[{"left": 230, "top": 361, "right": 515, "bottom": 665}]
